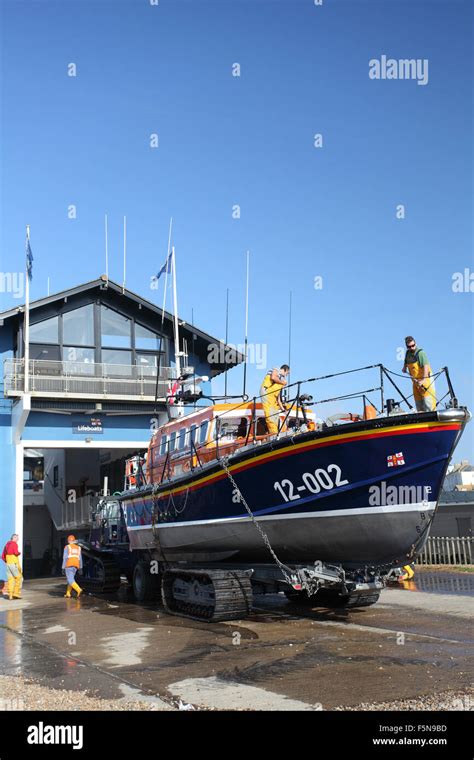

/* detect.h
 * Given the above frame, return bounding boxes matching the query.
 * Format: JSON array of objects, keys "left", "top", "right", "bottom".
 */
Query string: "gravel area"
[
  {"left": 0, "top": 675, "right": 173, "bottom": 711},
  {"left": 335, "top": 687, "right": 474, "bottom": 711},
  {"left": 1, "top": 675, "right": 471, "bottom": 712}
]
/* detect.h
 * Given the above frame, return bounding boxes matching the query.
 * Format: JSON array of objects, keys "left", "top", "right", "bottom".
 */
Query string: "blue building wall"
[{"left": 0, "top": 324, "right": 15, "bottom": 581}]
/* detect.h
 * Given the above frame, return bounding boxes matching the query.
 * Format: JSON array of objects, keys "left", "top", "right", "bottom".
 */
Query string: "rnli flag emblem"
[{"left": 387, "top": 452, "right": 405, "bottom": 467}]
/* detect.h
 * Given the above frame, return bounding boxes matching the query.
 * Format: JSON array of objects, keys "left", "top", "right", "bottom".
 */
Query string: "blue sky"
[{"left": 0, "top": 0, "right": 473, "bottom": 458}]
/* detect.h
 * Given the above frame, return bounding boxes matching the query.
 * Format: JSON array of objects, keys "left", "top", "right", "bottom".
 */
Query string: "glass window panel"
[
  {"left": 160, "top": 435, "right": 168, "bottom": 456},
  {"left": 135, "top": 324, "right": 162, "bottom": 351},
  {"left": 63, "top": 305, "right": 94, "bottom": 345},
  {"left": 199, "top": 421, "right": 209, "bottom": 444},
  {"left": 29, "top": 344, "right": 60, "bottom": 361},
  {"left": 29, "top": 316, "right": 59, "bottom": 344},
  {"left": 168, "top": 431, "right": 176, "bottom": 452},
  {"left": 177, "top": 428, "right": 187, "bottom": 450},
  {"left": 63, "top": 346, "right": 95, "bottom": 375},
  {"left": 101, "top": 306, "right": 131, "bottom": 348},
  {"left": 102, "top": 349, "right": 132, "bottom": 375},
  {"left": 136, "top": 353, "right": 158, "bottom": 376}
]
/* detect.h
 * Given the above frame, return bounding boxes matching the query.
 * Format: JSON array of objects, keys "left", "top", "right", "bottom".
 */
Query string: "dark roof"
[
  {"left": 0, "top": 276, "right": 244, "bottom": 375},
  {"left": 439, "top": 490, "right": 474, "bottom": 505}
]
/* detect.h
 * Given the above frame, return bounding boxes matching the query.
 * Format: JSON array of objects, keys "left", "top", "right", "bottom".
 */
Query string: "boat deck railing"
[{"left": 152, "top": 363, "right": 460, "bottom": 484}]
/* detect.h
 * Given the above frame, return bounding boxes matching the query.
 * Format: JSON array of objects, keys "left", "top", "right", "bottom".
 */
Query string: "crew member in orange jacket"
[{"left": 62, "top": 535, "right": 83, "bottom": 598}]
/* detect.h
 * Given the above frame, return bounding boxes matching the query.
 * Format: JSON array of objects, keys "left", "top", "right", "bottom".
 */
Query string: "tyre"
[{"left": 132, "top": 560, "right": 160, "bottom": 602}]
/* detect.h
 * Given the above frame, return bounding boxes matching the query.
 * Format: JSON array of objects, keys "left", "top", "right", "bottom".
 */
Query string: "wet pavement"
[{"left": 0, "top": 570, "right": 472, "bottom": 710}]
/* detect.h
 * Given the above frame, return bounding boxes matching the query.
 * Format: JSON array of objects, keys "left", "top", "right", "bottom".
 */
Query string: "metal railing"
[
  {"left": 3, "top": 358, "right": 191, "bottom": 401},
  {"left": 59, "top": 494, "right": 97, "bottom": 530},
  {"left": 416, "top": 536, "right": 473, "bottom": 565}
]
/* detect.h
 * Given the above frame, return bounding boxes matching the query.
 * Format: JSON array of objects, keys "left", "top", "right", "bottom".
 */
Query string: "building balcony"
[{"left": 3, "top": 358, "right": 191, "bottom": 402}]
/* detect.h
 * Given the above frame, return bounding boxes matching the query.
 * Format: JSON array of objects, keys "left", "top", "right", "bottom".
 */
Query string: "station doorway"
[{"left": 21, "top": 445, "right": 146, "bottom": 579}]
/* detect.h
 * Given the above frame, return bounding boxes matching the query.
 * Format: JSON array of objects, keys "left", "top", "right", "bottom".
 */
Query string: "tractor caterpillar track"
[
  {"left": 80, "top": 547, "right": 122, "bottom": 594},
  {"left": 162, "top": 568, "right": 253, "bottom": 622}
]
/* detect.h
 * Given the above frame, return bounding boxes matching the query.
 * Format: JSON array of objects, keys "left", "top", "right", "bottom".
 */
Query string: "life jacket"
[{"left": 65, "top": 543, "right": 81, "bottom": 568}]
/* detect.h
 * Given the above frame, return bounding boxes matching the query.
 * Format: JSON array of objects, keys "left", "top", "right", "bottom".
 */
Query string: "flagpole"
[
  {"left": 105, "top": 214, "right": 109, "bottom": 281},
  {"left": 24, "top": 225, "right": 31, "bottom": 393},
  {"left": 171, "top": 246, "right": 181, "bottom": 379},
  {"left": 122, "top": 215, "right": 126, "bottom": 293},
  {"left": 161, "top": 217, "right": 172, "bottom": 328}
]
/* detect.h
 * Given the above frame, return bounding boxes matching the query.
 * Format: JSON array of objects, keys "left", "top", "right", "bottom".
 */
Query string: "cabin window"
[
  {"left": 216, "top": 418, "right": 248, "bottom": 440},
  {"left": 177, "top": 428, "right": 187, "bottom": 450},
  {"left": 199, "top": 421, "right": 209, "bottom": 444},
  {"left": 169, "top": 431, "right": 177, "bottom": 452},
  {"left": 160, "top": 435, "right": 168, "bottom": 456},
  {"left": 188, "top": 425, "right": 197, "bottom": 448}
]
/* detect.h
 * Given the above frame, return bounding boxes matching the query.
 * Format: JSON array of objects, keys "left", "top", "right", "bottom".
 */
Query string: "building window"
[
  {"left": 29, "top": 316, "right": 59, "bottom": 344},
  {"left": 102, "top": 349, "right": 132, "bottom": 375},
  {"left": 29, "top": 344, "right": 61, "bottom": 362},
  {"left": 135, "top": 323, "right": 162, "bottom": 351},
  {"left": 53, "top": 465, "right": 59, "bottom": 488},
  {"left": 101, "top": 306, "right": 131, "bottom": 348},
  {"left": 63, "top": 346, "right": 95, "bottom": 375},
  {"left": 136, "top": 353, "right": 159, "bottom": 375},
  {"left": 63, "top": 304, "right": 94, "bottom": 345}
]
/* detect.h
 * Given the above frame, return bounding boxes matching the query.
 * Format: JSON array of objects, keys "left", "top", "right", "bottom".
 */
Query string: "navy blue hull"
[{"left": 120, "top": 410, "right": 467, "bottom": 565}]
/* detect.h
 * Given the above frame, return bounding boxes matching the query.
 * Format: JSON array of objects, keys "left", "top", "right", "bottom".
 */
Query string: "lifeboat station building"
[{"left": 0, "top": 276, "right": 239, "bottom": 578}]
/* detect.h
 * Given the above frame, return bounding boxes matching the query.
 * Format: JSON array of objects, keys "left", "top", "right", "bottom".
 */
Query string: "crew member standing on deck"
[
  {"left": 402, "top": 337, "right": 436, "bottom": 412},
  {"left": 62, "top": 535, "right": 83, "bottom": 598},
  {"left": 260, "top": 365, "right": 290, "bottom": 434}
]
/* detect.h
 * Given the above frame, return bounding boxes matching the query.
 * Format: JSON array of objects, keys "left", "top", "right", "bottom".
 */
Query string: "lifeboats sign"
[{"left": 73, "top": 417, "right": 103, "bottom": 434}]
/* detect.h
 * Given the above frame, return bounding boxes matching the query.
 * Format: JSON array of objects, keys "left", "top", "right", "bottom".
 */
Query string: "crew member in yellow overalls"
[
  {"left": 1, "top": 534, "right": 22, "bottom": 600},
  {"left": 260, "top": 365, "right": 290, "bottom": 435},
  {"left": 62, "top": 535, "right": 83, "bottom": 598},
  {"left": 402, "top": 337, "right": 436, "bottom": 412}
]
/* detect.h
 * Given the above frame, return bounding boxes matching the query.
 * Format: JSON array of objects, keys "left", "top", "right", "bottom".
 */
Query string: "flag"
[
  {"left": 26, "top": 237, "right": 33, "bottom": 281},
  {"left": 387, "top": 452, "right": 405, "bottom": 467},
  {"left": 167, "top": 379, "right": 180, "bottom": 405},
  {"left": 154, "top": 249, "right": 173, "bottom": 282}
]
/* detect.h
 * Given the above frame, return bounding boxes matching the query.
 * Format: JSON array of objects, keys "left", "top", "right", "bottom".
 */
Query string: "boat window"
[
  {"left": 159, "top": 435, "right": 168, "bottom": 456},
  {"left": 217, "top": 418, "right": 248, "bottom": 440},
  {"left": 177, "top": 428, "right": 187, "bottom": 450},
  {"left": 188, "top": 424, "right": 197, "bottom": 448},
  {"left": 199, "top": 420, "right": 209, "bottom": 444},
  {"left": 169, "top": 431, "right": 177, "bottom": 452}
]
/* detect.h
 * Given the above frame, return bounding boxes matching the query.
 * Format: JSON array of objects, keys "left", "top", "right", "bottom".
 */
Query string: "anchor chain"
[{"left": 219, "top": 456, "right": 298, "bottom": 589}]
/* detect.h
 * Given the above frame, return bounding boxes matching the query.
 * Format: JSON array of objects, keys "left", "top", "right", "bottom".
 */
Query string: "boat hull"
[{"left": 121, "top": 410, "right": 468, "bottom": 567}]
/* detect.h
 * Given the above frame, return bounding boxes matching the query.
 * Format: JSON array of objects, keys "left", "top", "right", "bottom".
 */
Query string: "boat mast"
[{"left": 242, "top": 250, "right": 249, "bottom": 398}]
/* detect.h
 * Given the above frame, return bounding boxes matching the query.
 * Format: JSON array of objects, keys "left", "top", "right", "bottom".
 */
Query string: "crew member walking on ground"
[
  {"left": 1, "top": 534, "right": 23, "bottom": 600},
  {"left": 260, "top": 365, "right": 290, "bottom": 434},
  {"left": 62, "top": 535, "right": 83, "bottom": 598},
  {"left": 402, "top": 336, "right": 436, "bottom": 412}
]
